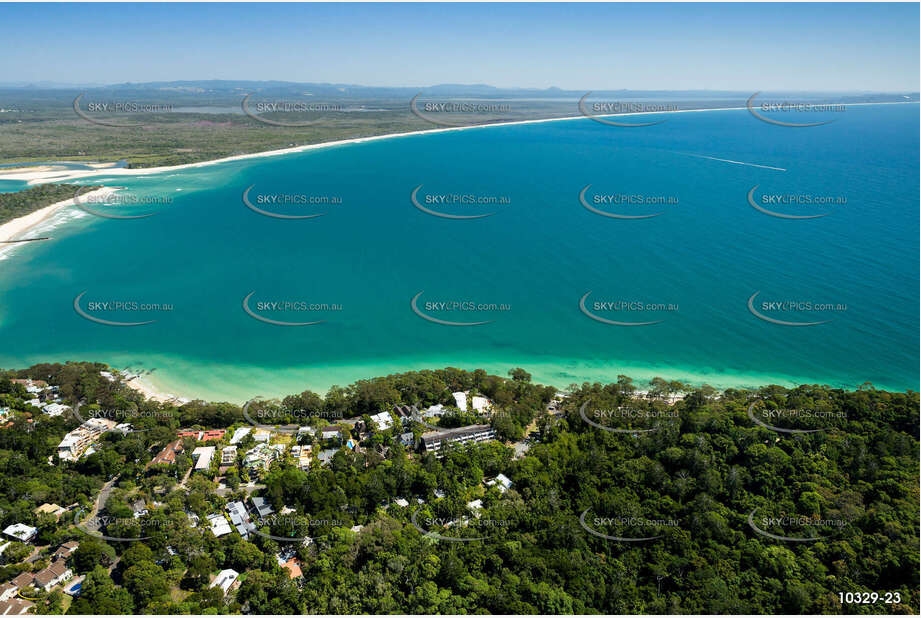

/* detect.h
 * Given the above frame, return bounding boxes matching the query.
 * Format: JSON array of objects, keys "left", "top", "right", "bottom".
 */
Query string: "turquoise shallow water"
[{"left": 0, "top": 105, "right": 917, "bottom": 401}]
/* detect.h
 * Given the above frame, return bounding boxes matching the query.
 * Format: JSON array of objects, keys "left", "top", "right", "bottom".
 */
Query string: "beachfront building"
[
  {"left": 421, "top": 424, "right": 497, "bottom": 456},
  {"left": 452, "top": 391, "right": 492, "bottom": 414},
  {"left": 57, "top": 418, "right": 118, "bottom": 461}
]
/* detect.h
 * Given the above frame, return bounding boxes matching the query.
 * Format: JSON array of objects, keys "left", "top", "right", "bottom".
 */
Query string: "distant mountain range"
[{"left": 0, "top": 80, "right": 917, "bottom": 100}]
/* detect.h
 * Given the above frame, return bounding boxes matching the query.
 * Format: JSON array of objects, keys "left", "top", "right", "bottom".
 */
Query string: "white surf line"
[
  {"left": 0, "top": 100, "right": 913, "bottom": 186},
  {"left": 686, "top": 154, "right": 787, "bottom": 172}
]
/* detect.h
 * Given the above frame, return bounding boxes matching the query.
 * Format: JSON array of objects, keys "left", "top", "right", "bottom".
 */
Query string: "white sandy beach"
[
  {"left": 0, "top": 187, "right": 116, "bottom": 250},
  {"left": 125, "top": 374, "right": 190, "bottom": 405},
  {"left": 1, "top": 101, "right": 913, "bottom": 188}
]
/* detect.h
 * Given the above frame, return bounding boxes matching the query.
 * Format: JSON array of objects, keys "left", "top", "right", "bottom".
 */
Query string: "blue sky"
[{"left": 0, "top": 3, "right": 917, "bottom": 91}]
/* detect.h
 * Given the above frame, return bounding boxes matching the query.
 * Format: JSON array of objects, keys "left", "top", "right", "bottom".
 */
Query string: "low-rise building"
[
  {"left": 191, "top": 446, "right": 215, "bottom": 470},
  {"left": 177, "top": 429, "right": 225, "bottom": 442},
  {"left": 207, "top": 513, "right": 232, "bottom": 537},
  {"left": 52, "top": 541, "right": 79, "bottom": 560},
  {"left": 0, "top": 597, "right": 32, "bottom": 615},
  {"left": 34, "top": 503, "right": 66, "bottom": 521},
  {"left": 251, "top": 496, "right": 274, "bottom": 519},
  {"left": 243, "top": 443, "right": 280, "bottom": 470},
  {"left": 32, "top": 559, "right": 73, "bottom": 592},
  {"left": 486, "top": 473, "right": 513, "bottom": 493},
  {"left": 210, "top": 569, "right": 240, "bottom": 595},
  {"left": 2, "top": 523, "right": 37, "bottom": 543},
  {"left": 57, "top": 418, "right": 118, "bottom": 462},
  {"left": 221, "top": 446, "right": 237, "bottom": 466},
  {"left": 252, "top": 429, "right": 271, "bottom": 443},
  {"left": 150, "top": 440, "right": 184, "bottom": 466},
  {"left": 369, "top": 412, "right": 393, "bottom": 431},
  {"left": 421, "top": 424, "right": 497, "bottom": 456},
  {"left": 228, "top": 427, "right": 251, "bottom": 445},
  {"left": 41, "top": 403, "right": 70, "bottom": 417},
  {"left": 226, "top": 501, "right": 254, "bottom": 538}
]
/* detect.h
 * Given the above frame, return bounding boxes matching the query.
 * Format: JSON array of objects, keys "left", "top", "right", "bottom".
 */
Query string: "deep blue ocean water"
[{"left": 0, "top": 105, "right": 917, "bottom": 401}]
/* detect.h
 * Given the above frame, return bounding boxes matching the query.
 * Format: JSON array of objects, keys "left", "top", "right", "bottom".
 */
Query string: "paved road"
[{"left": 81, "top": 475, "right": 120, "bottom": 533}]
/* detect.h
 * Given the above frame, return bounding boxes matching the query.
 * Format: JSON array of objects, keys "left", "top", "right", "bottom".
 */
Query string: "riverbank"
[{"left": 0, "top": 186, "right": 114, "bottom": 253}]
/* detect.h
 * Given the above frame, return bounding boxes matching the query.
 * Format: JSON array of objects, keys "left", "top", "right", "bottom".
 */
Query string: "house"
[
  {"left": 130, "top": 499, "right": 148, "bottom": 519},
  {"left": 399, "top": 432, "right": 415, "bottom": 448},
  {"left": 150, "top": 440, "right": 183, "bottom": 466},
  {"left": 226, "top": 501, "right": 254, "bottom": 537},
  {"left": 228, "top": 427, "right": 251, "bottom": 445},
  {"left": 281, "top": 558, "right": 302, "bottom": 579},
  {"left": 191, "top": 446, "right": 215, "bottom": 470},
  {"left": 57, "top": 418, "right": 118, "bottom": 461},
  {"left": 207, "top": 513, "right": 232, "bottom": 537},
  {"left": 251, "top": 496, "right": 274, "bottom": 519},
  {"left": 0, "top": 597, "right": 32, "bottom": 615},
  {"left": 32, "top": 559, "right": 73, "bottom": 592},
  {"left": 421, "top": 424, "right": 497, "bottom": 456},
  {"left": 289, "top": 445, "right": 310, "bottom": 470},
  {"left": 221, "top": 446, "right": 237, "bottom": 465},
  {"left": 34, "top": 503, "right": 66, "bottom": 521},
  {"left": 422, "top": 404, "right": 447, "bottom": 418},
  {"left": 52, "top": 541, "right": 79, "bottom": 560},
  {"left": 369, "top": 411, "right": 393, "bottom": 431},
  {"left": 252, "top": 429, "right": 271, "bottom": 443},
  {"left": 320, "top": 426, "right": 344, "bottom": 441},
  {"left": 392, "top": 498, "right": 409, "bottom": 508},
  {"left": 486, "top": 473, "right": 513, "bottom": 493},
  {"left": 392, "top": 404, "right": 417, "bottom": 419},
  {"left": 2, "top": 524, "right": 37, "bottom": 543},
  {"left": 317, "top": 448, "right": 338, "bottom": 465},
  {"left": 467, "top": 499, "right": 483, "bottom": 514},
  {"left": 0, "top": 580, "right": 19, "bottom": 602},
  {"left": 210, "top": 569, "right": 240, "bottom": 595},
  {"left": 41, "top": 403, "right": 70, "bottom": 417}
]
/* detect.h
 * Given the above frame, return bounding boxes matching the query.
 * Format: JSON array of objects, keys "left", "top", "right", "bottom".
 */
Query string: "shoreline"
[
  {"left": 93, "top": 353, "right": 914, "bottom": 405},
  {"left": 0, "top": 187, "right": 115, "bottom": 254},
  {"left": 0, "top": 101, "right": 915, "bottom": 188},
  {"left": 124, "top": 374, "right": 190, "bottom": 405}
]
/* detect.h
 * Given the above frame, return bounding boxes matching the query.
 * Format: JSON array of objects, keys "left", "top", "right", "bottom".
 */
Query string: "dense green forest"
[
  {"left": 0, "top": 183, "right": 93, "bottom": 226},
  {"left": 0, "top": 362, "right": 917, "bottom": 614}
]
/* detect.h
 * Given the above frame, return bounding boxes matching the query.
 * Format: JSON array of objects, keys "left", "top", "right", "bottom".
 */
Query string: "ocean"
[{"left": 0, "top": 104, "right": 917, "bottom": 401}]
